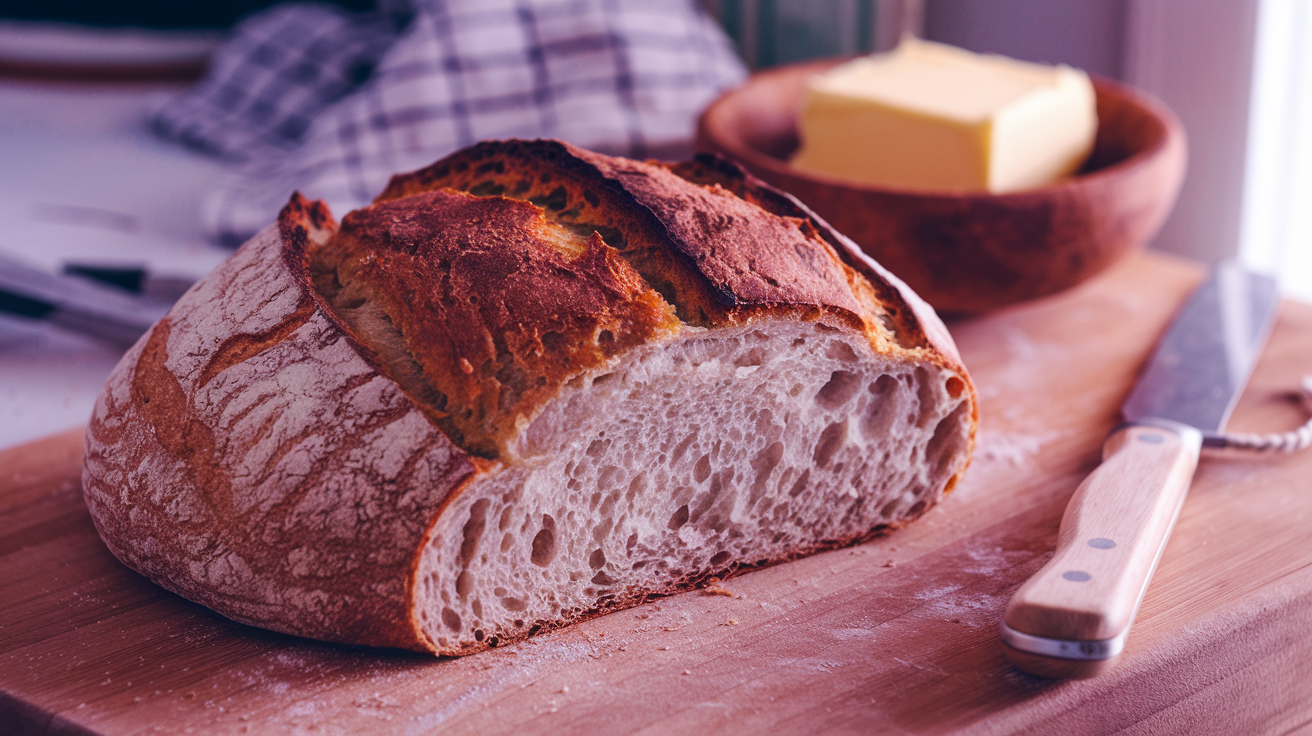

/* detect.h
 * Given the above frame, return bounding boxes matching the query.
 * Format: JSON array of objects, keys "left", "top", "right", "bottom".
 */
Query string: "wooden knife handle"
[{"left": 1001, "top": 421, "right": 1202, "bottom": 678}]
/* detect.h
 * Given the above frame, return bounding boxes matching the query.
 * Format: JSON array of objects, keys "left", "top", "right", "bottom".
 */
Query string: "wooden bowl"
[{"left": 696, "top": 59, "right": 1187, "bottom": 315}]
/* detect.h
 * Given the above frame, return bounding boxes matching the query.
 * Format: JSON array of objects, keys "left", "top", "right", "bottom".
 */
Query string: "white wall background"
[{"left": 1239, "top": 0, "right": 1312, "bottom": 303}]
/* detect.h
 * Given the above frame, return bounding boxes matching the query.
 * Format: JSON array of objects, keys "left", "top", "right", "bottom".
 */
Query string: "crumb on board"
[{"left": 702, "top": 576, "right": 737, "bottom": 598}]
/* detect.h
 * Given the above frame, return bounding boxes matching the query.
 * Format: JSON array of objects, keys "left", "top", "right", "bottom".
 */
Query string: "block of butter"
[{"left": 791, "top": 39, "right": 1097, "bottom": 193}]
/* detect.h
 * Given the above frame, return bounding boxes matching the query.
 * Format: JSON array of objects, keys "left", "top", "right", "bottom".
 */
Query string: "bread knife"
[
  {"left": 0, "top": 253, "right": 168, "bottom": 347},
  {"left": 1000, "top": 260, "right": 1280, "bottom": 678}
]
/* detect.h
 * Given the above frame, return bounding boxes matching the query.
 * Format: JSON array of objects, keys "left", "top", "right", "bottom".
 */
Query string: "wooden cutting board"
[{"left": 4, "top": 252, "right": 1312, "bottom": 735}]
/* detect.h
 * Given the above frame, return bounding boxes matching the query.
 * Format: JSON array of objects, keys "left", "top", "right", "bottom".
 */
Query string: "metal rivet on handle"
[
  {"left": 1088, "top": 538, "right": 1116, "bottom": 549},
  {"left": 1062, "top": 570, "right": 1092, "bottom": 582}
]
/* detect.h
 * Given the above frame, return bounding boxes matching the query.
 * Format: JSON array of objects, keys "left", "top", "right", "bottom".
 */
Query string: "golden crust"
[{"left": 321, "top": 189, "right": 679, "bottom": 458}]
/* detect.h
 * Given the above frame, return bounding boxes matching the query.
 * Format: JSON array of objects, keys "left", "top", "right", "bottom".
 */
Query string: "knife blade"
[
  {"left": 0, "top": 253, "right": 169, "bottom": 347},
  {"left": 999, "top": 261, "right": 1280, "bottom": 678}
]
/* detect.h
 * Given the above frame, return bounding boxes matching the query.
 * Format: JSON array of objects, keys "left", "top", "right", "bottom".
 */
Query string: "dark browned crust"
[
  {"left": 377, "top": 140, "right": 868, "bottom": 331},
  {"left": 377, "top": 139, "right": 731, "bottom": 327},
  {"left": 569, "top": 148, "right": 863, "bottom": 319},
  {"left": 316, "top": 189, "right": 679, "bottom": 458},
  {"left": 663, "top": 154, "right": 932, "bottom": 351}
]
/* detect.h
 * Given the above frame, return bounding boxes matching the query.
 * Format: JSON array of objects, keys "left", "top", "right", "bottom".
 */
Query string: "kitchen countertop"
[
  {"left": 0, "top": 78, "right": 229, "bottom": 449},
  {"left": 3, "top": 251, "right": 1312, "bottom": 734}
]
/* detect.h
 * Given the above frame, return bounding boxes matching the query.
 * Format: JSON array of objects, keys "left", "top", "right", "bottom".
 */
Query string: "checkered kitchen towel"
[{"left": 154, "top": 0, "right": 747, "bottom": 244}]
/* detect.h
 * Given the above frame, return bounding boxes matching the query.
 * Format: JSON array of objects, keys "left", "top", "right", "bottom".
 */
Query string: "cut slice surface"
[{"left": 415, "top": 317, "right": 971, "bottom": 653}]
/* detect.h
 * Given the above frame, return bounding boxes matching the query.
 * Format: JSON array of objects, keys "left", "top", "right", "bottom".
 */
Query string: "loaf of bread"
[{"left": 83, "top": 140, "right": 977, "bottom": 655}]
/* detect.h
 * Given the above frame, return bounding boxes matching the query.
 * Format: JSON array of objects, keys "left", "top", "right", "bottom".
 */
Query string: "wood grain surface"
[{"left": 4, "top": 252, "right": 1312, "bottom": 735}]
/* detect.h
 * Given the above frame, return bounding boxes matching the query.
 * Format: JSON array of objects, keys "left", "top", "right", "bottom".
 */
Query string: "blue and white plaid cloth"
[{"left": 154, "top": 0, "right": 747, "bottom": 243}]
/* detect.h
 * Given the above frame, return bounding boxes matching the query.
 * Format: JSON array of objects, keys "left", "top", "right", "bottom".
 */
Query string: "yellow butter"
[{"left": 792, "top": 39, "right": 1097, "bottom": 193}]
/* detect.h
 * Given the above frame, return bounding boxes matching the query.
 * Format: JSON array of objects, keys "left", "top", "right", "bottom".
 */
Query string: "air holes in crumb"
[
  {"left": 588, "top": 439, "right": 609, "bottom": 457},
  {"left": 880, "top": 499, "right": 901, "bottom": 518},
  {"left": 927, "top": 403, "right": 970, "bottom": 476},
  {"left": 825, "top": 341, "right": 859, "bottom": 362},
  {"left": 590, "top": 549, "right": 606, "bottom": 569},
  {"left": 474, "top": 629, "right": 485, "bottom": 642},
  {"left": 945, "top": 376, "right": 965, "bottom": 399},
  {"left": 710, "top": 550, "right": 731, "bottom": 566},
  {"left": 531, "top": 515, "right": 557, "bottom": 566},
  {"left": 734, "top": 348, "right": 765, "bottom": 367},
  {"left": 594, "top": 372, "right": 617, "bottom": 386},
  {"left": 593, "top": 518, "right": 613, "bottom": 543},
  {"left": 502, "top": 597, "right": 527, "bottom": 611},
  {"left": 456, "top": 571, "right": 473, "bottom": 599},
  {"left": 592, "top": 570, "right": 617, "bottom": 585},
  {"left": 460, "top": 499, "right": 489, "bottom": 564},
  {"left": 442, "top": 607, "right": 461, "bottom": 630},
  {"left": 668, "top": 504, "right": 690, "bottom": 530},
  {"left": 879, "top": 313, "right": 898, "bottom": 334},
  {"left": 788, "top": 470, "right": 810, "bottom": 498},
  {"left": 814, "top": 420, "right": 848, "bottom": 467},
  {"left": 907, "top": 500, "right": 928, "bottom": 517},
  {"left": 694, "top": 454, "right": 712, "bottom": 483},
  {"left": 626, "top": 533, "right": 639, "bottom": 553},
  {"left": 598, "top": 464, "right": 622, "bottom": 491},
  {"left": 671, "top": 431, "right": 697, "bottom": 463},
  {"left": 750, "top": 441, "right": 784, "bottom": 493},
  {"left": 914, "top": 367, "right": 937, "bottom": 427},
  {"left": 862, "top": 375, "right": 900, "bottom": 438},
  {"left": 816, "top": 370, "right": 860, "bottom": 410},
  {"left": 500, "top": 533, "right": 514, "bottom": 552},
  {"left": 627, "top": 474, "right": 646, "bottom": 501}
]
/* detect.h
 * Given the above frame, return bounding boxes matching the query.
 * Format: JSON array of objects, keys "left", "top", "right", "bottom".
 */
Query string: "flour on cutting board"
[
  {"left": 975, "top": 427, "right": 1068, "bottom": 465},
  {"left": 973, "top": 321, "right": 1088, "bottom": 404},
  {"left": 965, "top": 320, "right": 1074, "bottom": 466}
]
